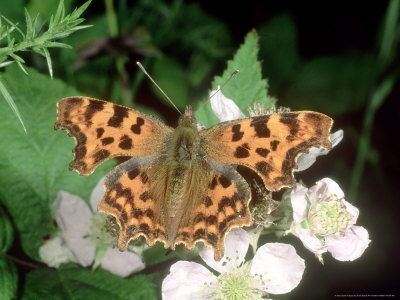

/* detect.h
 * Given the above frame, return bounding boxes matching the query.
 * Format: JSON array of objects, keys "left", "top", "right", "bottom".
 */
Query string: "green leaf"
[
  {"left": 151, "top": 57, "right": 188, "bottom": 110},
  {"left": 42, "top": 47, "right": 53, "bottom": 78},
  {"left": 0, "top": 78, "right": 27, "bottom": 132},
  {"left": 0, "top": 204, "right": 14, "bottom": 253},
  {"left": 27, "top": 0, "right": 75, "bottom": 21},
  {"left": 0, "top": 256, "right": 18, "bottom": 300},
  {"left": 0, "top": 65, "right": 113, "bottom": 260},
  {"left": 143, "top": 243, "right": 177, "bottom": 266},
  {"left": 21, "top": 266, "right": 158, "bottom": 300},
  {"left": 286, "top": 53, "right": 376, "bottom": 115},
  {"left": 378, "top": 0, "right": 400, "bottom": 69},
  {"left": 196, "top": 30, "right": 276, "bottom": 127}
]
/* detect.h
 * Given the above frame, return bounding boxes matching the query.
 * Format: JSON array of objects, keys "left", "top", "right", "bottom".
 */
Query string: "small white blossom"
[
  {"left": 39, "top": 178, "right": 145, "bottom": 276},
  {"left": 210, "top": 86, "right": 245, "bottom": 122},
  {"left": 38, "top": 236, "right": 76, "bottom": 268},
  {"left": 290, "top": 178, "right": 370, "bottom": 261},
  {"left": 162, "top": 228, "right": 305, "bottom": 299}
]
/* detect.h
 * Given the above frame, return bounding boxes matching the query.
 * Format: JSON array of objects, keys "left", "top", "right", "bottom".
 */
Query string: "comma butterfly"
[{"left": 55, "top": 97, "right": 332, "bottom": 260}]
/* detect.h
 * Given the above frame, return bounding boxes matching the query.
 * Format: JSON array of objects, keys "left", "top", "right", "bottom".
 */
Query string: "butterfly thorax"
[{"left": 159, "top": 107, "right": 206, "bottom": 242}]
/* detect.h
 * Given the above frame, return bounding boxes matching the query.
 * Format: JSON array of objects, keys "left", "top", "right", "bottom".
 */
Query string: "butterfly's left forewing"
[
  {"left": 201, "top": 111, "right": 333, "bottom": 191},
  {"left": 55, "top": 97, "right": 172, "bottom": 175}
]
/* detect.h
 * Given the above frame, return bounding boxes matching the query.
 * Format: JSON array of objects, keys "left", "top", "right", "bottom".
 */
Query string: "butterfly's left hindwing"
[
  {"left": 55, "top": 97, "right": 172, "bottom": 175},
  {"left": 98, "top": 157, "right": 168, "bottom": 250},
  {"left": 201, "top": 111, "right": 333, "bottom": 191}
]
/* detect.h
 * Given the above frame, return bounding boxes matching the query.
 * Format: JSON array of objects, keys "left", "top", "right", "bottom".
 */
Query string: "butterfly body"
[{"left": 55, "top": 96, "right": 333, "bottom": 260}]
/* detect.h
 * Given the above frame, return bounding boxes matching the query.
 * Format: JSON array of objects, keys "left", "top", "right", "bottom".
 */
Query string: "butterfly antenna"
[
  {"left": 136, "top": 61, "right": 182, "bottom": 115},
  {"left": 209, "top": 69, "right": 239, "bottom": 99}
]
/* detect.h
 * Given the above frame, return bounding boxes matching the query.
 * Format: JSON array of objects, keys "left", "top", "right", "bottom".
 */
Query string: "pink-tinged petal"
[
  {"left": 342, "top": 199, "right": 359, "bottom": 224},
  {"left": 326, "top": 226, "right": 371, "bottom": 261},
  {"left": 295, "top": 130, "right": 343, "bottom": 172},
  {"left": 63, "top": 236, "right": 96, "bottom": 267},
  {"left": 90, "top": 177, "right": 105, "bottom": 211},
  {"left": 199, "top": 228, "right": 249, "bottom": 273},
  {"left": 295, "top": 227, "right": 327, "bottom": 255},
  {"left": 251, "top": 243, "right": 305, "bottom": 294},
  {"left": 210, "top": 87, "right": 245, "bottom": 122},
  {"left": 53, "top": 191, "right": 92, "bottom": 237},
  {"left": 101, "top": 247, "right": 145, "bottom": 277},
  {"left": 318, "top": 178, "right": 345, "bottom": 199},
  {"left": 290, "top": 184, "right": 309, "bottom": 223},
  {"left": 162, "top": 261, "right": 217, "bottom": 300},
  {"left": 39, "top": 236, "right": 76, "bottom": 268}
]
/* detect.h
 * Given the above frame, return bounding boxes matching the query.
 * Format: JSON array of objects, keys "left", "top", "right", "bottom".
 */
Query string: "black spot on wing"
[
  {"left": 131, "top": 117, "right": 145, "bottom": 134},
  {"left": 280, "top": 113, "right": 300, "bottom": 141},
  {"left": 234, "top": 143, "right": 250, "bottom": 158},
  {"left": 108, "top": 105, "right": 129, "bottom": 128},
  {"left": 85, "top": 100, "right": 104, "bottom": 121},
  {"left": 96, "top": 128, "right": 105, "bottom": 139},
  {"left": 118, "top": 135, "right": 133, "bottom": 150},
  {"left": 209, "top": 176, "right": 218, "bottom": 190},
  {"left": 205, "top": 196, "right": 213, "bottom": 207},
  {"left": 101, "top": 137, "right": 114, "bottom": 146},
  {"left": 270, "top": 140, "right": 280, "bottom": 151},
  {"left": 128, "top": 168, "right": 140, "bottom": 180},
  {"left": 250, "top": 116, "right": 270, "bottom": 138},
  {"left": 256, "top": 147, "right": 270, "bottom": 158},
  {"left": 218, "top": 175, "right": 232, "bottom": 188},
  {"left": 231, "top": 124, "right": 244, "bottom": 142}
]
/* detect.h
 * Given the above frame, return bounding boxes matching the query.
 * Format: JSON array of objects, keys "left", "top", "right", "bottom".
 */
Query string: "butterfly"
[{"left": 55, "top": 96, "right": 333, "bottom": 260}]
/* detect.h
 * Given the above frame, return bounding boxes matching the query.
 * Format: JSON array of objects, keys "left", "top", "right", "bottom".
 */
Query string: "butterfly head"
[{"left": 178, "top": 105, "right": 197, "bottom": 129}]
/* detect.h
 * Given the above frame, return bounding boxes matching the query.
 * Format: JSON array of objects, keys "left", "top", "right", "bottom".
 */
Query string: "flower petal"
[
  {"left": 326, "top": 226, "right": 370, "bottom": 261},
  {"left": 199, "top": 227, "right": 249, "bottom": 273},
  {"left": 90, "top": 177, "right": 105, "bottom": 211},
  {"left": 101, "top": 247, "right": 145, "bottom": 277},
  {"left": 52, "top": 191, "right": 96, "bottom": 266},
  {"left": 290, "top": 184, "right": 309, "bottom": 224},
  {"left": 295, "top": 228, "right": 327, "bottom": 255},
  {"left": 63, "top": 236, "right": 96, "bottom": 266},
  {"left": 53, "top": 191, "right": 92, "bottom": 237},
  {"left": 39, "top": 236, "right": 76, "bottom": 268},
  {"left": 251, "top": 243, "right": 305, "bottom": 294},
  {"left": 210, "top": 87, "right": 245, "bottom": 122},
  {"left": 295, "top": 130, "right": 343, "bottom": 172},
  {"left": 318, "top": 178, "right": 345, "bottom": 199},
  {"left": 162, "top": 261, "right": 217, "bottom": 300},
  {"left": 342, "top": 199, "right": 359, "bottom": 224}
]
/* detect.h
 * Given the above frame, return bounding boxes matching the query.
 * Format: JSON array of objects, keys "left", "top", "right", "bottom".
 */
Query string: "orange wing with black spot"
[
  {"left": 201, "top": 112, "right": 333, "bottom": 191},
  {"left": 173, "top": 161, "right": 251, "bottom": 261},
  {"left": 55, "top": 97, "right": 172, "bottom": 175},
  {"left": 97, "top": 157, "right": 170, "bottom": 250}
]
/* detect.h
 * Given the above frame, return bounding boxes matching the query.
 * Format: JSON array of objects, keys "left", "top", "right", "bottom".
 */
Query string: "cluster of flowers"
[{"left": 40, "top": 90, "right": 370, "bottom": 299}]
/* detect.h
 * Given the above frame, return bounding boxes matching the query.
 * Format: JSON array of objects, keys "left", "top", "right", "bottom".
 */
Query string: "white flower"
[
  {"left": 162, "top": 228, "right": 305, "bottom": 299},
  {"left": 38, "top": 236, "right": 75, "bottom": 268},
  {"left": 39, "top": 178, "right": 145, "bottom": 277},
  {"left": 210, "top": 86, "right": 245, "bottom": 122},
  {"left": 290, "top": 178, "right": 371, "bottom": 261}
]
